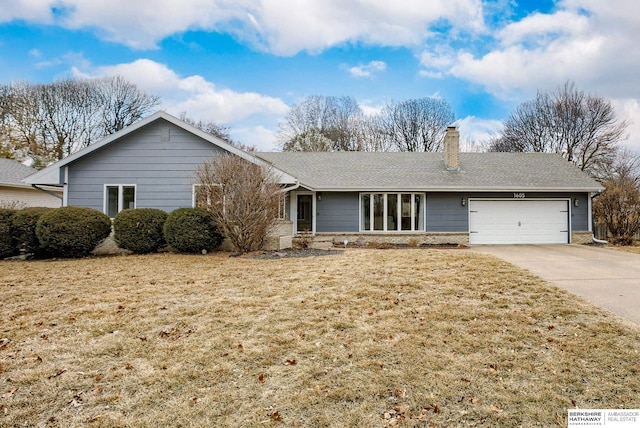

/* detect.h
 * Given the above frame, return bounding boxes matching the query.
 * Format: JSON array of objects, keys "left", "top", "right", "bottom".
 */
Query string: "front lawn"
[{"left": 1, "top": 250, "right": 639, "bottom": 427}]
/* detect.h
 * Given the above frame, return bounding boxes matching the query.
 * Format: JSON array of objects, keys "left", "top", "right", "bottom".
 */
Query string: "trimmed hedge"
[
  {"left": 163, "top": 208, "right": 223, "bottom": 253},
  {"left": 114, "top": 208, "right": 168, "bottom": 254},
  {"left": 0, "top": 208, "right": 17, "bottom": 258},
  {"left": 36, "top": 207, "right": 112, "bottom": 258},
  {"left": 12, "top": 207, "right": 52, "bottom": 256}
]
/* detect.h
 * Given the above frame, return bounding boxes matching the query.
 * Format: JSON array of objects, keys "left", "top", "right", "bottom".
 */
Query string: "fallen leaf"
[
  {"left": 95, "top": 374, "right": 103, "bottom": 382},
  {"left": 285, "top": 359, "right": 296, "bottom": 365},
  {"left": 125, "top": 364, "right": 133, "bottom": 370},
  {"left": 270, "top": 411, "right": 282, "bottom": 421},
  {"left": 2, "top": 387, "right": 18, "bottom": 398},
  {"left": 258, "top": 374, "right": 265, "bottom": 383},
  {"left": 48, "top": 369, "right": 66, "bottom": 379},
  {"left": 490, "top": 404, "right": 503, "bottom": 412}
]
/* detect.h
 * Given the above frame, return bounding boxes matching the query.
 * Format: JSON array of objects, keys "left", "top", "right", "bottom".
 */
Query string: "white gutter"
[{"left": 279, "top": 181, "right": 300, "bottom": 193}]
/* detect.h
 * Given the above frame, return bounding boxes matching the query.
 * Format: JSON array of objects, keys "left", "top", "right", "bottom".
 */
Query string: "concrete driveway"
[{"left": 470, "top": 245, "right": 640, "bottom": 326}]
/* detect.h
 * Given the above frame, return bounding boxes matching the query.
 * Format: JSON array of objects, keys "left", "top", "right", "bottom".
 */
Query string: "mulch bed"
[{"left": 248, "top": 248, "right": 343, "bottom": 259}]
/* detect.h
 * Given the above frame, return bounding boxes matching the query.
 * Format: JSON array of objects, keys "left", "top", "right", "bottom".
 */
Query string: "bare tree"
[
  {"left": 491, "top": 82, "right": 628, "bottom": 178},
  {"left": 97, "top": 76, "right": 160, "bottom": 135},
  {"left": 39, "top": 78, "right": 102, "bottom": 160},
  {"left": 0, "top": 77, "right": 159, "bottom": 166},
  {"left": 379, "top": 97, "right": 455, "bottom": 152},
  {"left": 280, "top": 95, "right": 363, "bottom": 151},
  {"left": 593, "top": 176, "right": 640, "bottom": 245},
  {"left": 194, "top": 155, "right": 282, "bottom": 252},
  {"left": 178, "top": 112, "right": 233, "bottom": 143},
  {"left": 356, "top": 114, "right": 395, "bottom": 152}
]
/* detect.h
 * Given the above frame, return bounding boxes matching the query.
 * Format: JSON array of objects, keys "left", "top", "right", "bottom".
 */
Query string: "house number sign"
[{"left": 513, "top": 192, "right": 526, "bottom": 198}]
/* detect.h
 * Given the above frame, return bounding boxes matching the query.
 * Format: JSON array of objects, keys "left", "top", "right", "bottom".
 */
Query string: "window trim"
[
  {"left": 359, "top": 192, "right": 426, "bottom": 232},
  {"left": 104, "top": 184, "right": 136, "bottom": 218}
]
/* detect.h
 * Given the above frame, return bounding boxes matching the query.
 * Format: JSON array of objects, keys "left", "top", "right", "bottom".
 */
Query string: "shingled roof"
[
  {"left": 256, "top": 151, "right": 603, "bottom": 192},
  {"left": 0, "top": 158, "right": 38, "bottom": 188}
]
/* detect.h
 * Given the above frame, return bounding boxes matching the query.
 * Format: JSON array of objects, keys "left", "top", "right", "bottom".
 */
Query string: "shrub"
[
  {"left": 36, "top": 207, "right": 112, "bottom": 258},
  {"left": 163, "top": 208, "right": 223, "bottom": 253},
  {"left": 114, "top": 208, "right": 168, "bottom": 254},
  {"left": 12, "top": 207, "right": 52, "bottom": 256},
  {"left": 0, "top": 208, "right": 17, "bottom": 258}
]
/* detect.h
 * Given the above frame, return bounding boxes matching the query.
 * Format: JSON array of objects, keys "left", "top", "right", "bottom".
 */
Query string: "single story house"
[
  {"left": 0, "top": 158, "right": 62, "bottom": 209},
  {"left": 24, "top": 111, "right": 603, "bottom": 247}
]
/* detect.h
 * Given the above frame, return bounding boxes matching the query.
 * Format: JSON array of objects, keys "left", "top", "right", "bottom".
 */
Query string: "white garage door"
[{"left": 469, "top": 199, "right": 569, "bottom": 245}]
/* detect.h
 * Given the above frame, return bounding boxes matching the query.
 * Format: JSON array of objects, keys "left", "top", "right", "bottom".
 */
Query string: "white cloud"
[
  {"left": 0, "top": 0, "right": 54, "bottom": 23},
  {"left": 611, "top": 98, "right": 640, "bottom": 153},
  {"left": 456, "top": 116, "right": 503, "bottom": 151},
  {"left": 230, "top": 125, "right": 280, "bottom": 151},
  {"left": 419, "top": 0, "right": 640, "bottom": 101},
  {"left": 75, "top": 59, "right": 289, "bottom": 125},
  {"left": 73, "top": 59, "right": 289, "bottom": 148},
  {"left": 1, "top": 0, "right": 486, "bottom": 54},
  {"left": 358, "top": 99, "right": 385, "bottom": 116},
  {"left": 348, "top": 61, "right": 386, "bottom": 78}
]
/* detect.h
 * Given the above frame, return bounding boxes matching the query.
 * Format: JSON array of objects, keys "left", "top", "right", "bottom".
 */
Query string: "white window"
[
  {"left": 194, "top": 184, "right": 288, "bottom": 219},
  {"left": 360, "top": 193, "right": 425, "bottom": 232},
  {"left": 193, "top": 184, "right": 223, "bottom": 212},
  {"left": 105, "top": 185, "right": 136, "bottom": 217}
]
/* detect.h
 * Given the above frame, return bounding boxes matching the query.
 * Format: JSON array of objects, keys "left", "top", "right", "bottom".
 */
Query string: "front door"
[{"left": 296, "top": 194, "right": 313, "bottom": 233}]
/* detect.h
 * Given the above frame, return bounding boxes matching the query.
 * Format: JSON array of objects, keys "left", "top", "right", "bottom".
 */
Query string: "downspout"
[{"left": 31, "top": 184, "right": 63, "bottom": 201}]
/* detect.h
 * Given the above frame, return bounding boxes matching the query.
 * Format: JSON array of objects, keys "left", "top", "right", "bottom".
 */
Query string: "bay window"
[{"left": 360, "top": 192, "right": 425, "bottom": 232}]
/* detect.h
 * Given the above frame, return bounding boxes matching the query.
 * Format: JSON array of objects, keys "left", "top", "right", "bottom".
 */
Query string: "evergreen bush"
[
  {"left": 36, "top": 207, "right": 112, "bottom": 258},
  {"left": 0, "top": 208, "right": 17, "bottom": 258},
  {"left": 12, "top": 207, "right": 52, "bottom": 256},
  {"left": 163, "top": 208, "right": 223, "bottom": 253},
  {"left": 114, "top": 208, "right": 168, "bottom": 254}
]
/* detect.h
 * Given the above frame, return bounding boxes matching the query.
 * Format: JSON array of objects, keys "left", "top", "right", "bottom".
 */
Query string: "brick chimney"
[{"left": 444, "top": 126, "right": 460, "bottom": 171}]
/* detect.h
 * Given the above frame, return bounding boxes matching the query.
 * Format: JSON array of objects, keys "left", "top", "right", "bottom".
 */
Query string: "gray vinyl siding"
[
  {"left": 439, "top": 192, "right": 591, "bottom": 232},
  {"left": 426, "top": 193, "right": 468, "bottom": 232},
  {"left": 66, "top": 119, "right": 227, "bottom": 213},
  {"left": 316, "top": 192, "right": 359, "bottom": 232},
  {"left": 310, "top": 191, "right": 591, "bottom": 234}
]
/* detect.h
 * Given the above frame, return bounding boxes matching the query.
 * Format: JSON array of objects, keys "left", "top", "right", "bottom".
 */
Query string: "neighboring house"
[
  {"left": 0, "top": 158, "right": 62, "bottom": 208},
  {"left": 24, "top": 111, "right": 603, "bottom": 246}
]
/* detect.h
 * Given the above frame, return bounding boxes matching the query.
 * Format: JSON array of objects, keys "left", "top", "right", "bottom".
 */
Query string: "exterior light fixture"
[
  {"left": 574, "top": 198, "right": 579, "bottom": 207},
  {"left": 317, "top": 193, "right": 322, "bottom": 201},
  {"left": 461, "top": 197, "right": 466, "bottom": 207}
]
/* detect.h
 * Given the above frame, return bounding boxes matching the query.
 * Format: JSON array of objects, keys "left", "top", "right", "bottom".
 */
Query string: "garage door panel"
[{"left": 469, "top": 200, "right": 569, "bottom": 245}]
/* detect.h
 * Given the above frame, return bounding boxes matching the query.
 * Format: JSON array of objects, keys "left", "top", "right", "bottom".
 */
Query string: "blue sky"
[{"left": 1, "top": 0, "right": 639, "bottom": 152}]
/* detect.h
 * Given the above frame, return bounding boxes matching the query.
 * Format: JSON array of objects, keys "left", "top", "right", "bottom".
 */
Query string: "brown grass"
[
  {"left": 607, "top": 242, "right": 640, "bottom": 254},
  {"left": 1, "top": 249, "right": 639, "bottom": 427}
]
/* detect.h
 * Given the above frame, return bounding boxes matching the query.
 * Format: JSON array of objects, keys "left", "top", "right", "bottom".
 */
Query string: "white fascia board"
[
  {"left": 308, "top": 186, "right": 604, "bottom": 192},
  {"left": 22, "top": 166, "right": 63, "bottom": 185}
]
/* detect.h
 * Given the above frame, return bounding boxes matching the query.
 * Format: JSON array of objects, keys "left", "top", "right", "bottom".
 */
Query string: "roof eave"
[{"left": 304, "top": 185, "right": 604, "bottom": 193}]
